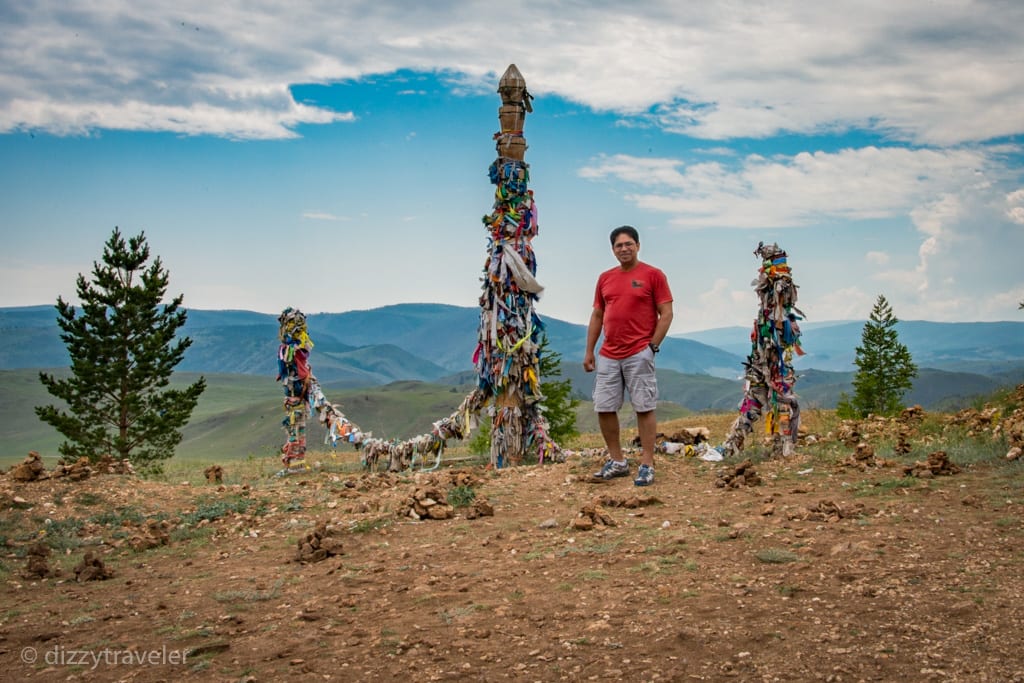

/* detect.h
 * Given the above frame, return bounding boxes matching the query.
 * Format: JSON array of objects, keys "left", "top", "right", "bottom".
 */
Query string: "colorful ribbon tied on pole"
[
  {"left": 472, "top": 64, "right": 558, "bottom": 468},
  {"left": 720, "top": 242, "right": 806, "bottom": 458},
  {"left": 276, "top": 307, "right": 363, "bottom": 469}
]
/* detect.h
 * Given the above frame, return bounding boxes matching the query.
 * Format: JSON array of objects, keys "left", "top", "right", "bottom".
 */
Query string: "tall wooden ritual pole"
[
  {"left": 720, "top": 243, "right": 805, "bottom": 458},
  {"left": 475, "top": 64, "right": 552, "bottom": 467}
]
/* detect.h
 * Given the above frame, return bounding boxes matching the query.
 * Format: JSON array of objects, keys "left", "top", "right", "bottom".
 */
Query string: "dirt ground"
[{"left": 1, "top": 408, "right": 1023, "bottom": 683}]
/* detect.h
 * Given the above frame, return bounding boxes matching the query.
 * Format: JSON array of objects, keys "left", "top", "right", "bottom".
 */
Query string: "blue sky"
[{"left": 1, "top": 1, "right": 1023, "bottom": 333}]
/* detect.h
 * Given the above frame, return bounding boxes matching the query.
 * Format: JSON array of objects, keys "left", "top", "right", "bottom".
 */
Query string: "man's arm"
[
  {"left": 583, "top": 307, "right": 604, "bottom": 372},
  {"left": 651, "top": 301, "right": 674, "bottom": 347}
]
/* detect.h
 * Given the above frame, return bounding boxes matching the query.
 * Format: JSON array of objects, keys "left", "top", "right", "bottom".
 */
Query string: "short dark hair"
[{"left": 610, "top": 225, "right": 639, "bottom": 246}]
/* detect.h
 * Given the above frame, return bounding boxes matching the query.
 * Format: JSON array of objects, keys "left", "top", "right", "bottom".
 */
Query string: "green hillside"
[{"left": 0, "top": 370, "right": 481, "bottom": 467}]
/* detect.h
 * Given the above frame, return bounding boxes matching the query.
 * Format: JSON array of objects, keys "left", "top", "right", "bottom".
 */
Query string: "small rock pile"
[
  {"left": 946, "top": 406, "right": 1000, "bottom": 433},
  {"left": 592, "top": 493, "right": 661, "bottom": 509},
  {"left": 900, "top": 405, "right": 925, "bottom": 422},
  {"left": 904, "top": 450, "right": 961, "bottom": 478},
  {"left": 7, "top": 452, "right": 135, "bottom": 483},
  {"left": 204, "top": 465, "right": 224, "bottom": 483},
  {"left": 93, "top": 455, "right": 135, "bottom": 475},
  {"left": 10, "top": 451, "right": 46, "bottom": 482},
  {"left": 894, "top": 425, "right": 913, "bottom": 455},
  {"left": 570, "top": 504, "right": 616, "bottom": 531},
  {"left": 23, "top": 541, "right": 54, "bottom": 579},
  {"left": 666, "top": 426, "right": 711, "bottom": 444},
  {"left": 54, "top": 457, "right": 93, "bottom": 481},
  {"left": 128, "top": 519, "right": 173, "bottom": 552},
  {"left": 788, "top": 499, "right": 868, "bottom": 523},
  {"left": 714, "top": 459, "right": 762, "bottom": 488},
  {"left": 464, "top": 499, "right": 495, "bottom": 520},
  {"left": 295, "top": 521, "right": 344, "bottom": 563},
  {"left": 397, "top": 487, "right": 455, "bottom": 521},
  {"left": 836, "top": 423, "right": 862, "bottom": 447},
  {"left": 417, "top": 469, "right": 482, "bottom": 490},
  {"left": 842, "top": 442, "right": 894, "bottom": 470},
  {"left": 74, "top": 551, "right": 113, "bottom": 582}
]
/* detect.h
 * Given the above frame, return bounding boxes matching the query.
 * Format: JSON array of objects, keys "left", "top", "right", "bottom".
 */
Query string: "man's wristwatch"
[{"left": 649, "top": 342, "right": 660, "bottom": 354}]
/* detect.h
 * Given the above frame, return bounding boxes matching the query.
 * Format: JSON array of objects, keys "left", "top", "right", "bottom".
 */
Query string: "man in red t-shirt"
[{"left": 583, "top": 226, "right": 674, "bottom": 486}]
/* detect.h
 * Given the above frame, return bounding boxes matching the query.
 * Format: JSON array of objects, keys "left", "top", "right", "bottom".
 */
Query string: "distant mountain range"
[
  {"left": 3, "top": 304, "right": 1023, "bottom": 412},
  {"left": 0, "top": 303, "right": 744, "bottom": 382},
  {"left": 678, "top": 319, "right": 1024, "bottom": 375}
]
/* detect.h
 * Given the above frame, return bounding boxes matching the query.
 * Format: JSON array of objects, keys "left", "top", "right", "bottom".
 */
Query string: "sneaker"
[
  {"left": 634, "top": 464, "right": 654, "bottom": 487},
  {"left": 594, "top": 458, "right": 630, "bottom": 480}
]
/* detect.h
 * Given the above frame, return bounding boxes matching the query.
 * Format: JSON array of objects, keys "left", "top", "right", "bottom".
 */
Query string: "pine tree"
[
  {"left": 36, "top": 228, "right": 206, "bottom": 472},
  {"left": 538, "top": 333, "right": 580, "bottom": 443},
  {"left": 838, "top": 295, "right": 917, "bottom": 418}
]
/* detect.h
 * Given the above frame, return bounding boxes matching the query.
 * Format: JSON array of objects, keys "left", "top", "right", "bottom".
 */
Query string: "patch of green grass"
[
  {"left": 755, "top": 548, "right": 801, "bottom": 564},
  {"left": 180, "top": 495, "right": 261, "bottom": 526},
  {"left": 349, "top": 517, "right": 390, "bottom": 534},
  {"left": 73, "top": 492, "right": 104, "bottom": 506},
  {"left": 447, "top": 485, "right": 476, "bottom": 508},
  {"left": 169, "top": 525, "right": 215, "bottom": 545},
  {"left": 39, "top": 517, "right": 85, "bottom": 552},
  {"left": 580, "top": 569, "right": 607, "bottom": 581},
  {"left": 89, "top": 506, "right": 147, "bottom": 527},
  {"left": 935, "top": 435, "right": 1009, "bottom": 466}
]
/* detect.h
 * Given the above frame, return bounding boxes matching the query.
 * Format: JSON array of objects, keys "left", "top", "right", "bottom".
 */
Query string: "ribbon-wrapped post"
[
  {"left": 475, "top": 64, "right": 557, "bottom": 467},
  {"left": 720, "top": 243, "right": 805, "bottom": 458}
]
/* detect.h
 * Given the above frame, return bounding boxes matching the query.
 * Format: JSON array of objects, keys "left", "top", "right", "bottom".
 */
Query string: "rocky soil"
[{"left": 1, "top": 402, "right": 1023, "bottom": 682}]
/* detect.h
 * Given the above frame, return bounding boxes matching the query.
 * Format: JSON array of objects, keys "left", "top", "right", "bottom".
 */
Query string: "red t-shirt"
[{"left": 594, "top": 262, "right": 673, "bottom": 359}]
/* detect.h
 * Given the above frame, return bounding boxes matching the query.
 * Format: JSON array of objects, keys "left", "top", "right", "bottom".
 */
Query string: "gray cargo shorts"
[{"left": 593, "top": 346, "right": 658, "bottom": 413}]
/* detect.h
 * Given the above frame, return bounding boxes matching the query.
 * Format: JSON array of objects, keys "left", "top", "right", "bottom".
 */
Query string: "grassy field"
[{"left": 4, "top": 370, "right": 637, "bottom": 467}]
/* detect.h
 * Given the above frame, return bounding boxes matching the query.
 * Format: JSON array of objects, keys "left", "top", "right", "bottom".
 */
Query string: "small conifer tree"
[
  {"left": 36, "top": 228, "right": 206, "bottom": 472},
  {"left": 836, "top": 295, "right": 917, "bottom": 418},
  {"left": 537, "top": 334, "right": 580, "bottom": 444}
]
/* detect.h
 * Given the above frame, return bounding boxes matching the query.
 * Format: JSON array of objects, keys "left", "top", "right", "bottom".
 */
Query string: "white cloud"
[
  {"left": 1007, "top": 188, "right": 1024, "bottom": 224},
  {"left": 671, "top": 276, "right": 757, "bottom": 332},
  {"left": 302, "top": 211, "right": 345, "bottom": 221},
  {"left": 865, "top": 251, "right": 890, "bottom": 266},
  {"left": 1, "top": 2, "right": 1022, "bottom": 143},
  {"left": 807, "top": 286, "right": 876, "bottom": 322},
  {"left": 580, "top": 146, "right": 1000, "bottom": 229}
]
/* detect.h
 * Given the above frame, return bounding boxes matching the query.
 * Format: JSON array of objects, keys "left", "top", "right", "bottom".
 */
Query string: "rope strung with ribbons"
[
  {"left": 276, "top": 307, "right": 477, "bottom": 474},
  {"left": 720, "top": 242, "right": 806, "bottom": 458},
  {"left": 276, "top": 308, "right": 365, "bottom": 470}
]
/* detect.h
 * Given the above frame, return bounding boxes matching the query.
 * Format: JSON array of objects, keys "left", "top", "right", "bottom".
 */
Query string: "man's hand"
[{"left": 583, "top": 351, "right": 596, "bottom": 372}]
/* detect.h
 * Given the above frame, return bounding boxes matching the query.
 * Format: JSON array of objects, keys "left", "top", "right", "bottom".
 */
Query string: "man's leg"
[
  {"left": 636, "top": 409, "right": 657, "bottom": 468},
  {"left": 593, "top": 410, "right": 631, "bottom": 479},
  {"left": 598, "top": 411, "right": 622, "bottom": 461}
]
